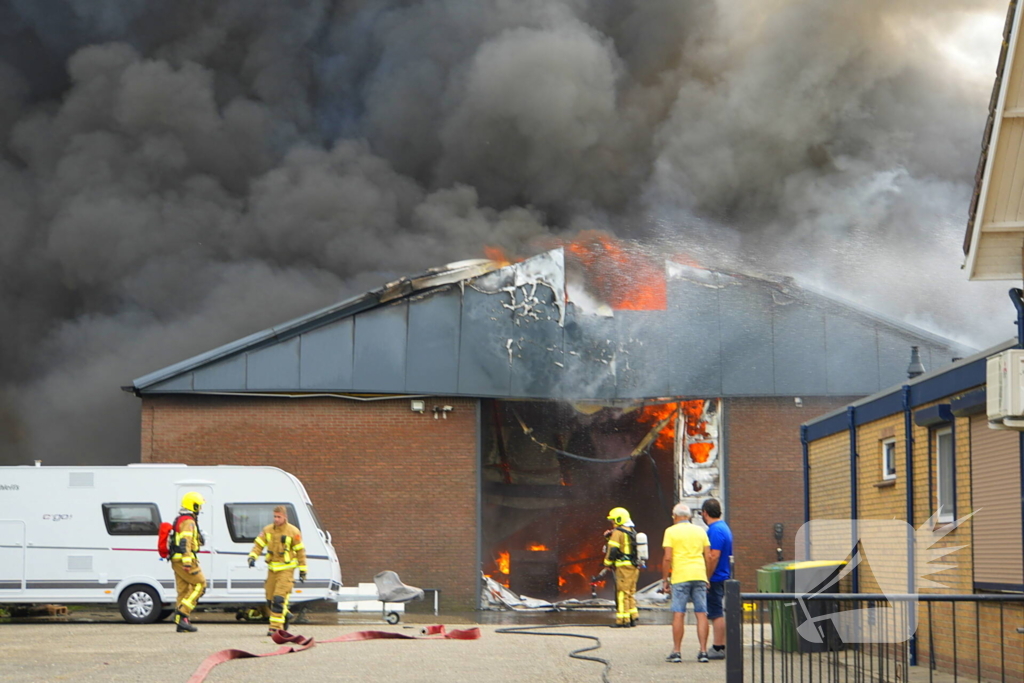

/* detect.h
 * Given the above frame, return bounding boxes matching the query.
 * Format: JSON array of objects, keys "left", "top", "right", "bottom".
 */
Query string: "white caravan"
[{"left": 0, "top": 464, "right": 342, "bottom": 623}]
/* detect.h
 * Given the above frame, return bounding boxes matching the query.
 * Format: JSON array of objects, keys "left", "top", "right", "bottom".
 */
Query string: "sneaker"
[
  {"left": 707, "top": 648, "right": 726, "bottom": 660},
  {"left": 698, "top": 651, "right": 710, "bottom": 663},
  {"left": 665, "top": 652, "right": 682, "bottom": 663}
]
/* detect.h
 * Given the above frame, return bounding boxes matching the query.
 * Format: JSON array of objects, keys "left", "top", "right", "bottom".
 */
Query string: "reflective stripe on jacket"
[
  {"left": 248, "top": 522, "right": 307, "bottom": 573},
  {"left": 172, "top": 513, "right": 201, "bottom": 566}
]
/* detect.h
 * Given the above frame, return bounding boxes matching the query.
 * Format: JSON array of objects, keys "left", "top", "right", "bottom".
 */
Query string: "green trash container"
[
  {"left": 756, "top": 561, "right": 797, "bottom": 653},
  {"left": 784, "top": 560, "right": 845, "bottom": 653}
]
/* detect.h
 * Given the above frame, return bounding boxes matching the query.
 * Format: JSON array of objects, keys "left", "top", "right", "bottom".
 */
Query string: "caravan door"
[
  {"left": 175, "top": 486, "right": 214, "bottom": 588},
  {"left": 0, "top": 520, "right": 25, "bottom": 594}
]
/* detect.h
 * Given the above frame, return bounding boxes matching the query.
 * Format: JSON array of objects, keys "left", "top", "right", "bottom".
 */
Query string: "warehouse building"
[{"left": 128, "top": 242, "right": 971, "bottom": 608}]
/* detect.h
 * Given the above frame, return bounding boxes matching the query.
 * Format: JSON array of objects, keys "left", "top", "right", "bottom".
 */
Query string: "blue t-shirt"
[{"left": 706, "top": 520, "right": 733, "bottom": 582}]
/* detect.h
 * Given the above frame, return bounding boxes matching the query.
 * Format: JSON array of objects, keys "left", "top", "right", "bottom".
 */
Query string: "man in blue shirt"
[{"left": 701, "top": 498, "right": 733, "bottom": 659}]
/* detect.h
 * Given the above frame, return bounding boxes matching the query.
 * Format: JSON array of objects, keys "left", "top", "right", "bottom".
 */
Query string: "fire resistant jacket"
[
  {"left": 249, "top": 522, "right": 307, "bottom": 573},
  {"left": 172, "top": 510, "right": 203, "bottom": 567},
  {"left": 604, "top": 526, "right": 637, "bottom": 568}
]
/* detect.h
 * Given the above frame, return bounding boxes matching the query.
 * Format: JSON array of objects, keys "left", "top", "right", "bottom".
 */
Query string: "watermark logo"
[
  {"left": 0, "top": 484, "right": 19, "bottom": 491},
  {"left": 793, "top": 510, "right": 972, "bottom": 644}
]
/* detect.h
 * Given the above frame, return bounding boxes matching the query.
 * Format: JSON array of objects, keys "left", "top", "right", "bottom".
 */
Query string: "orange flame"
[
  {"left": 688, "top": 442, "right": 714, "bottom": 464},
  {"left": 496, "top": 551, "right": 510, "bottom": 575},
  {"left": 561, "top": 231, "right": 667, "bottom": 311},
  {"left": 527, "top": 543, "right": 549, "bottom": 552},
  {"left": 637, "top": 402, "right": 679, "bottom": 451},
  {"left": 483, "top": 246, "right": 513, "bottom": 267}
]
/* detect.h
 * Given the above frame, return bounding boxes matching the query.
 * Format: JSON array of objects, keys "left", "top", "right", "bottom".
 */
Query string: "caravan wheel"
[{"left": 119, "top": 584, "right": 161, "bottom": 624}]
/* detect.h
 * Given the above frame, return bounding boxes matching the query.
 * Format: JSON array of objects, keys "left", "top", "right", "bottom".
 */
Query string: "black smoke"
[{"left": 0, "top": 0, "right": 1013, "bottom": 464}]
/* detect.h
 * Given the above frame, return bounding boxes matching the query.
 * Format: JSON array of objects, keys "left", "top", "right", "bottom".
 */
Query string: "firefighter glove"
[
  {"left": 247, "top": 556, "right": 256, "bottom": 568},
  {"left": 299, "top": 571, "right": 306, "bottom": 583}
]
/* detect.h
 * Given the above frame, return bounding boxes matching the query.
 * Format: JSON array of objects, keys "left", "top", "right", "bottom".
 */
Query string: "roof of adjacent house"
[
  {"left": 129, "top": 249, "right": 975, "bottom": 400},
  {"left": 964, "top": 0, "right": 1024, "bottom": 280}
]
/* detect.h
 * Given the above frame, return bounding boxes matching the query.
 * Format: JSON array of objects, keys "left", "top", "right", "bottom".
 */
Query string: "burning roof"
[{"left": 130, "top": 247, "right": 973, "bottom": 399}]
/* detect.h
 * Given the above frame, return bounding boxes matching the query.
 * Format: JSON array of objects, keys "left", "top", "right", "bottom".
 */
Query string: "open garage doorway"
[{"left": 480, "top": 398, "right": 721, "bottom": 602}]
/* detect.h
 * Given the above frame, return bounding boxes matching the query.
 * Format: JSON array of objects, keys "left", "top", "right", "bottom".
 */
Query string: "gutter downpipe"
[
  {"left": 801, "top": 425, "right": 810, "bottom": 557},
  {"left": 1011, "top": 289, "right": 1024, "bottom": 619},
  {"left": 848, "top": 406, "right": 859, "bottom": 594},
  {"left": 902, "top": 384, "right": 917, "bottom": 667}
]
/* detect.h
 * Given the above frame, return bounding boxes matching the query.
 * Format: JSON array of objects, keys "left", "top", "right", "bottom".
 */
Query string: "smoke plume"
[{"left": 0, "top": 0, "right": 1013, "bottom": 464}]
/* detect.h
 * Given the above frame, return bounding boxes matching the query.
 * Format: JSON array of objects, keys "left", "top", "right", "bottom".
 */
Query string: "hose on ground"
[{"left": 495, "top": 624, "right": 612, "bottom": 683}]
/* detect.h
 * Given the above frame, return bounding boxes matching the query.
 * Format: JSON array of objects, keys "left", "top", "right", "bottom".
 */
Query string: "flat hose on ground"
[
  {"left": 186, "top": 624, "right": 481, "bottom": 683},
  {"left": 495, "top": 624, "right": 613, "bottom": 683}
]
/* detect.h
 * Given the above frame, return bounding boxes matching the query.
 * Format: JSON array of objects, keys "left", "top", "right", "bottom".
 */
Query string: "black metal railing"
[{"left": 724, "top": 581, "right": 1024, "bottom": 683}]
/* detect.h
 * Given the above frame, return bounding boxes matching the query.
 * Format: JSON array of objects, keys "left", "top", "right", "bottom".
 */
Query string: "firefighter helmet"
[
  {"left": 181, "top": 491, "right": 205, "bottom": 513},
  {"left": 607, "top": 507, "right": 631, "bottom": 526}
]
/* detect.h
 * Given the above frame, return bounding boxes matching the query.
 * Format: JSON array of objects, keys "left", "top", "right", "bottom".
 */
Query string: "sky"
[{"left": 0, "top": 0, "right": 1016, "bottom": 464}]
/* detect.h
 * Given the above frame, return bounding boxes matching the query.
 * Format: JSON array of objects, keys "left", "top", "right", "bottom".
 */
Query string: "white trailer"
[{"left": 0, "top": 464, "right": 342, "bottom": 623}]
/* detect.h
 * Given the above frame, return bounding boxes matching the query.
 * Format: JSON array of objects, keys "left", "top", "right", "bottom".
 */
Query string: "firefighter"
[
  {"left": 171, "top": 491, "right": 207, "bottom": 633},
  {"left": 248, "top": 505, "right": 307, "bottom": 636},
  {"left": 603, "top": 506, "right": 640, "bottom": 627}
]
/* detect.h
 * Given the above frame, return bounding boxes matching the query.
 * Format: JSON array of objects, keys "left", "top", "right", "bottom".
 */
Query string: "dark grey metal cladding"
[
  {"left": 825, "top": 312, "right": 881, "bottom": 395},
  {"left": 352, "top": 302, "right": 408, "bottom": 393},
  {"left": 458, "top": 283, "right": 513, "bottom": 396},
  {"left": 406, "top": 287, "right": 462, "bottom": 394},
  {"left": 560, "top": 307, "right": 617, "bottom": 399},
  {"left": 299, "top": 317, "right": 353, "bottom": 390},
  {"left": 247, "top": 337, "right": 300, "bottom": 390},
  {"left": 147, "top": 373, "right": 194, "bottom": 392},
  {"left": 718, "top": 276, "right": 775, "bottom": 395},
  {"left": 615, "top": 311, "right": 670, "bottom": 398},
  {"left": 509, "top": 283, "right": 565, "bottom": 397},
  {"left": 772, "top": 292, "right": 828, "bottom": 395},
  {"left": 666, "top": 274, "right": 723, "bottom": 396},
  {"left": 194, "top": 354, "right": 246, "bottom": 391}
]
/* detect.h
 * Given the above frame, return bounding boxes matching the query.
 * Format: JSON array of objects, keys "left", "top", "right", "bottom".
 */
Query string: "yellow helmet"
[
  {"left": 607, "top": 507, "right": 631, "bottom": 526},
  {"left": 181, "top": 491, "right": 205, "bottom": 513}
]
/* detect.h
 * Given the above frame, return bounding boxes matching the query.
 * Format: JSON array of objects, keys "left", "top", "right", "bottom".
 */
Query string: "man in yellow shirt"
[{"left": 662, "top": 502, "right": 714, "bottom": 663}]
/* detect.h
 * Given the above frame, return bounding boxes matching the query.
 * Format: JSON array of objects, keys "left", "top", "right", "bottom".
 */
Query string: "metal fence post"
[{"left": 725, "top": 579, "right": 743, "bottom": 683}]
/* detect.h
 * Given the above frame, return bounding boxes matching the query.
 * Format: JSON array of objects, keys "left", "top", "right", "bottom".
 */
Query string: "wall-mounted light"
[
  {"left": 433, "top": 405, "right": 454, "bottom": 420},
  {"left": 794, "top": 397, "right": 803, "bottom": 408},
  {"left": 410, "top": 400, "right": 426, "bottom": 413}
]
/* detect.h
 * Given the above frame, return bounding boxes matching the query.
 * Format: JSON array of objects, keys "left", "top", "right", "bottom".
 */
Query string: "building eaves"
[{"left": 803, "top": 337, "right": 1016, "bottom": 441}]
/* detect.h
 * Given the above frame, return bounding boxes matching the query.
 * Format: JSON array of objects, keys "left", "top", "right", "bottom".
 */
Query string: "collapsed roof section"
[{"left": 130, "top": 248, "right": 974, "bottom": 399}]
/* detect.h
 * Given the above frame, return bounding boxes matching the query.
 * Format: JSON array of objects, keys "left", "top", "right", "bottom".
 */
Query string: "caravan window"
[
  {"left": 102, "top": 503, "right": 161, "bottom": 535},
  {"left": 225, "top": 504, "right": 299, "bottom": 543}
]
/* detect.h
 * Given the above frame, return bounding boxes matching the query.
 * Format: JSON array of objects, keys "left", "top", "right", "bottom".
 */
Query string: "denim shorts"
[
  {"left": 670, "top": 580, "right": 707, "bottom": 613},
  {"left": 706, "top": 581, "right": 725, "bottom": 619}
]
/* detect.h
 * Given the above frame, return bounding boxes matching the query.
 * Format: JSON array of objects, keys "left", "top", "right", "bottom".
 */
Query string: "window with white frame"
[
  {"left": 935, "top": 426, "right": 955, "bottom": 522},
  {"left": 881, "top": 438, "right": 896, "bottom": 480}
]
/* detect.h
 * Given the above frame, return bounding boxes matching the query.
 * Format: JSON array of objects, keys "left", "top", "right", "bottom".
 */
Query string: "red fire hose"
[{"left": 186, "top": 625, "right": 481, "bottom": 683}]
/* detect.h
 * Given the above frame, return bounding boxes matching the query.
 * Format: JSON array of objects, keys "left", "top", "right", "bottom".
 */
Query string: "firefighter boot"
[{"left": 175, "top": 610, "right": 198, "bottom": 633}]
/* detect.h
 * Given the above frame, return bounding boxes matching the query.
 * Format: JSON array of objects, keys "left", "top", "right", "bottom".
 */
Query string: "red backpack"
[{"left": 157, "top": 514, "right": 191, "bottom": 560}]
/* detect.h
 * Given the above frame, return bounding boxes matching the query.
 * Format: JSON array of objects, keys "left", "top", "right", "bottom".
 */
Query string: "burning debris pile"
[{"left": 480, "top": 397, "right": 721, "bottom": 607}]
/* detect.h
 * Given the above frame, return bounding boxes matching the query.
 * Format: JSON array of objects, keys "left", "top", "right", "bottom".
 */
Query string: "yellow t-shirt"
[{"left": 662, "top": 522, "right": 710, "bottom": 584}]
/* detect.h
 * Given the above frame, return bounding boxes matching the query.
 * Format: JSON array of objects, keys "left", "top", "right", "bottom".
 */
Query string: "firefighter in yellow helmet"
[
  {"left": 603, "top": 507, "right": 640, "bottom": 627},
  {"left": 171, "top": 491, "right": 206, "bottom": 632},
  {"left": 248, "top": 505, "right": 307, "bottom": 636}
]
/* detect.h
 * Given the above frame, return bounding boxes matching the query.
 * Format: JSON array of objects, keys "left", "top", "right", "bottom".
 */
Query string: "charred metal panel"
[
  {"left": 406, "top": 288, "right": 462, "bottom": 394},
  {"left": 561, "top": 307, "right": 617, "bottom": 399},
  {"left": 615, "top": 312, "right": 670, "bottom": 398},
  {"left": 666, "top": 274, "right": 723, "bottom": 396},
  {"left": 352, "top": 303, "right": 408, "bottom": 393},
  {"left": 299, "top": 317, "right": 353, "bottom": 390},
  {"left": 772, "top": 299, "right": 827, "bottom": 395},
  {"left": 193, "top": 354, "right": 246, "bottom": 391},
  {"left": 825, "top": 313, "right": 880, "bottom": 395},
  {"left": 247, "top": 337, "right": 300, "bottom": 390},
  {"left": 509, "top": 283, "right": 565, "bottom": 398},
  {"left": 719, "top": 278, "right": 775, "bottom": 395},
  {"left": 459, "top": 285, "right": 513, "bottom": 397}
]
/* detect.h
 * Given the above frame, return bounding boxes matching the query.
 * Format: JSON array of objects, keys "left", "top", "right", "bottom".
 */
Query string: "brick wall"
[
  {"left": 726, "top": 396, "right": 855, "bottom": 589},
  {"left": 141, "top": 395, "right": 480, "bottom": 609}
]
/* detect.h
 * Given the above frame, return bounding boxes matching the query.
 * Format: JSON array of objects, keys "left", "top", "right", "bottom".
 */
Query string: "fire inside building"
[{"left": 128, "top": 237, "right": 972, "bottom": 609}]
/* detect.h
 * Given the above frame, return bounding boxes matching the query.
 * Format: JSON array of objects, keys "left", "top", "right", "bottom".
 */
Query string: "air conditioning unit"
[{"left": 987, "top": 349, "right": 1024, "bottom": 428}]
